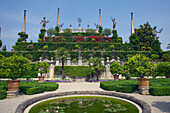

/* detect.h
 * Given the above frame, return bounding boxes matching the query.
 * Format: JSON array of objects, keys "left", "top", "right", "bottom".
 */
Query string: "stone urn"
[
  {"left": 113, "top": 74, "right": 119, "bottom": 81},
  {"left": 137, "top": 78, "right": 149, "bottom": 95},
  {"left": 7, "top": 80, "right": 20, "bottom": 91},
  {"left": 165, "top": 73, "right": 170, "bottom": 78},
  {"left": 38, "top": 76, "right": 45, "bottom": 82}
]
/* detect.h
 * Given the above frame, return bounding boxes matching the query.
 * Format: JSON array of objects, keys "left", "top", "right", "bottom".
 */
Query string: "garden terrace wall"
[
  {"left": 15, "top": 42, "right": 135, "bottom": 51},
  {"left": 15, "top": 91, "right": 151, "bottom": 113},
  {"left": 0, "top": 51, "right": 162, "bottom": 62}
]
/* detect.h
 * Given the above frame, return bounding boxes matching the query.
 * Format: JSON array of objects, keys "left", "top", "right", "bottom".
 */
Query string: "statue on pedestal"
[
  {"left": 40, "top": 17, "right": 49, "bottom": 29},
  {"left": 78, "top": 18, "right": 82, "bottom": 30},
  {"left": 111, "top": 18, "right": 116, "bottom": 30},
  {"left": 94, "top": 23, "right": 99, "bottom": 33},
  {"left": 152, "top": 26, "right": 163, "bottom": 40}
]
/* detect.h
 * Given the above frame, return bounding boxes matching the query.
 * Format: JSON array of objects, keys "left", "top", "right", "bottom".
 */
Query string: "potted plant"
[
  {"left": 36, "top": 61, "right": 49, "bottom": 82},
  {"left": 157, "top": 62, "right": 170, "bottom": 78},
  {"left": 0, "top": 54, "right": 31, "bottom": 91},
  {"left": 110, "top": 62, "right": 123, "bottom": 80},
  {"left": 127, "top": 54, "right": 156, "bottom": 94}
]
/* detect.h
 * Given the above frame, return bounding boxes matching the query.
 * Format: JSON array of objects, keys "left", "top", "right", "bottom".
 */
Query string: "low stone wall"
[{"left": 15, "top": 91, "right": 151, "bottom": 113}]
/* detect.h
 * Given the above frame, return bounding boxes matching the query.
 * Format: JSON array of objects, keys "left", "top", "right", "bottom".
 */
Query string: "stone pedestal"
[
  {"left": 67, "top": 57, "right": 71, "bottom": 65},
  {"left": 6, "top": 90, "right": 19, "bottom": 99},
  {"left": 139, "top": 87, "right": 149, "bottom": 95},
  {"left": 49, "top": 64, "right": 55, "bottom": 79},
  {"left": 101, "top": 57, "right": 104, "bottom": 65},
  {"left": 55, "top": 57, "right": 59, "bottom": 66},
  {"left": 78, "top": 57, "right": 82, "bottom": 65}
]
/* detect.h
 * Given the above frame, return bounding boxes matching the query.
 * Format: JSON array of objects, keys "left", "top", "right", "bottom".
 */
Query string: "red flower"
[{"left": 58, "top": 100, "right": 60, "bottom": 102}]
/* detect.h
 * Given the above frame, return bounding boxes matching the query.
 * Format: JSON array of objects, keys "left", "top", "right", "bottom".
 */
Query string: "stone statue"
[
  {"left": 40, "top": 17, "right": 49, "bottom": 29},
  {"left": 111, "top": 18, "right": 116, "bottom": 30},
  {"left": 94, "top": 23, "right": 99, "bottom": 33},
  {"left": 78, "top": 18, "right": 82, "bottom": 29},
  {"left": 152, "top": 26, "right": 163, "bottom": 40}
]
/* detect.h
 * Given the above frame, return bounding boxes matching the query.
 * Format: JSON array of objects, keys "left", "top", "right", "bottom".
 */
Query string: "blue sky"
[{"left": 0, "top": 0, "right": 169, "bottom": 51}]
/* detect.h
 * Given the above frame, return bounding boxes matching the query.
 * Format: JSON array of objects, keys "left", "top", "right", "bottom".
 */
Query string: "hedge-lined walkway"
[{"left": 0, "top": 82, "right": 169, "bottom": 113}]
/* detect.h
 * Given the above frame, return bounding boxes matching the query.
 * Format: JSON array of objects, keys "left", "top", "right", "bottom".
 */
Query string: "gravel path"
[{"left": 0, "top": 82, "right": 170, "bottom": 113}]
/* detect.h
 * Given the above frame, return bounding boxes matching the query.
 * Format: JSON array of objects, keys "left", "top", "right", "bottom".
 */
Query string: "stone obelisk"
[
  {"left": 99, "top": 9, "right": 102, "bottom": 27},
  {"left": 57, "top": 8, "right": 60, "bottom": 27},
  {"left": 22, "top": 10, "right": 26, "bottom": 33},
  {"left": 131, "top": 12, "right": 135, "bottom": 35}
]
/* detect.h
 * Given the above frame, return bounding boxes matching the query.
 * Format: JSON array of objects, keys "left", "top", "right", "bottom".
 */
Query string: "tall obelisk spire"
[
  {"left": 57, "top": 8, "right": 60, "bottom": 27},
  {"left": 131, "top": 12, "right": 135, "bottom": 35},
  {"left": 99, "top": 9, "right": 102, "bottom": 27},
  {"left": 22, "top": 10, "right": 26, "bottom": 33}
]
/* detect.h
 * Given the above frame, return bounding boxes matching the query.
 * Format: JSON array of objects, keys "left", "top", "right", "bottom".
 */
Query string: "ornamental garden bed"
[
  {"left": 100, "top": 78, "right": 170, "bottom": 96},
  {"left": 0, "top": 81, "right": 59, "bottom": 100}
]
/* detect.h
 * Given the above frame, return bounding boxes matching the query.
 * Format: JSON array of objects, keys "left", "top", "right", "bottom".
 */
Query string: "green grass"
[{"left": 29, "top": 96, "right": 139, "bottom": 113}]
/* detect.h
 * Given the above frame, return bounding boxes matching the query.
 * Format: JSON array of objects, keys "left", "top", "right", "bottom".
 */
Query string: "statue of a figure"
[
  {"left": 40, "top": 17, "right": 49, "bottom": 29},
  {"left": 94, "top": 23, "right": 99, "bottom": 28},
  {"left": 94, "top": 23, "right": 99, "bottom": 33},
  {"left": 152, "top": 26, "right": 163, "bottom": 40},
  {"left": 111, "top": 18, "right": 116, "bottom": 30}
]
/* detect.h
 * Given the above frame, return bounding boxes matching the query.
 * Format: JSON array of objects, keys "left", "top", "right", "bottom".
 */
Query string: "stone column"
[
  {"left": 131, "top": 12, "right": 135, "bottom": 35},
  {"left": 55, "top": 57, "right": 59, "bottom": 66},
  {"left": 22, "top": 10, "right": 26, "bottom": 33},
  {"left": 49, "top": 64, "right": 55, "bottom": 79},
  {"left": 67, "top": 57, "right": 71, "bottom": 65},
  {"left": 99, "top": 9, "right": 102, "bottom": 27}
]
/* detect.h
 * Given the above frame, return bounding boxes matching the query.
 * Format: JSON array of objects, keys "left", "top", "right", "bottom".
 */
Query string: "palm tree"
[
  {"left": 55, "top": 47, "right": 69, "bottom": 79},
  {"left": 88, "top": 57, "right": 105, "bottom": 81}
]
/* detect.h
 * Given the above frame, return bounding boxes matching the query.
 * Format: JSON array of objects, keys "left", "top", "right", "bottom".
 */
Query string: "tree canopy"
[
  {"left": 134, "top": 22, "right": 162, "bottom": 51},
  {"left": 103, "top": 28, "right": 111, "bottom": 37},
  {"left": 0, "top": 55, "right": 31, "bottom": 80},
  {"left": 88, "top": 57, "right": 105, "bottom": 81},
  {"left": 47, "top": 28, "right": 55, "bottom": 36}
]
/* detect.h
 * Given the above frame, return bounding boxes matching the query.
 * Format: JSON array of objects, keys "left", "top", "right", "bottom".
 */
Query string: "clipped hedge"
[
  {"left": 55, "top": 66, "right": 89, "bottom": 77},
  {"left": 100, "top": 79, "right": 170, "bottom": 96},
  {"left": 0, "top": 90, "right": 7, "bottom": 99},
  {"left": 19, "top": 81, "right": 59, "bottom": 95},
  {"left": 100, "top": 79, "right": 138, "bottom": 93},
  {"left": 15, "top": 42, "right": 135, "bottom": 51},
  {"left": 0, "top": 50, "right": 161, "bottom": 62},
  {"left": 0, "top": 81, "right": 7, "bottom": 99},
  {"left": 149, "top": 79, "right": 170, "bottom": 96}
]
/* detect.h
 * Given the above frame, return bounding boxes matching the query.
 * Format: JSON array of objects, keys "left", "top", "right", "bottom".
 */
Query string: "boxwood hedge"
[
  {"left": 0, "top": 81, "right": 59, "bottom": 100},
  {"left": 100, "top": 79, "right": 170, "bottom": 96},
  {"left": 19, "top": 81, "right": 59, "bottom": 95}
]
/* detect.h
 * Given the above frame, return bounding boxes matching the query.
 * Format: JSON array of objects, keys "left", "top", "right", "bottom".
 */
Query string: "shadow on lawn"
[{"left": 152, "top": 101, "right": 170, "bottom": 113}]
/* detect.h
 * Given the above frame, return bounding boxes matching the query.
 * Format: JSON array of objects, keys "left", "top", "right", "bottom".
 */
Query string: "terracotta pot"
[
  {"left": 137, "top": 78, "right": 149, "bottom": 89},
  {"left": 7, "top": 80, "right": 20, "bottom": 91},
  {"left": 38, "top": 76, "right": 45, "bottom": 82},
  {"left": 166, "top": 73, "right": 170, "bottom": 78},
  {"left": 113, "top": 74, "right": 119, "bottom": 81}
]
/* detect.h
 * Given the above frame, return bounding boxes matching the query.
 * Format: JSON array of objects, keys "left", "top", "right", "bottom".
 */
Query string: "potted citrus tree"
[
  {"left": 36, "top": 61, "right": 49, "bottom": 82},
  {"left": 127, "top": 54, "right": 156, "bottom": 94},
  {"left": 110, "top": 62, "right": 123, "bottom": 80},
  {"left": 157, "top": 62, "right": 170, "bottom": 78},
  {"left": 0, "top": 54, "right": 31, "bottom": 91}
]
